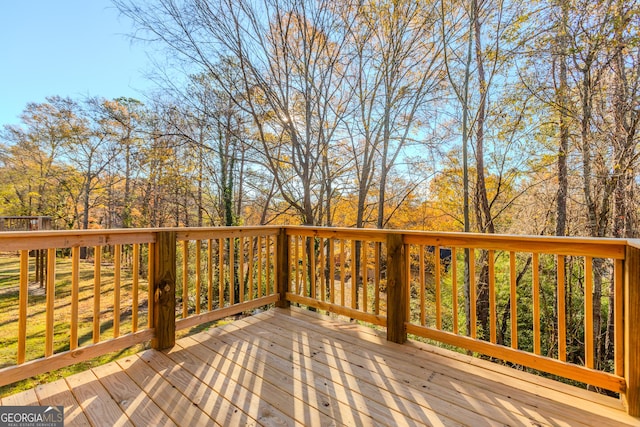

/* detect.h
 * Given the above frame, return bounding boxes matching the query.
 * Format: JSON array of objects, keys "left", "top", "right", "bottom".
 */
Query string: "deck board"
[
  {"left": 211, "top": 313, "right": 469, "bottom": 426},
  {"left": 115, "top": 353, "right": 217, "bottom": 426},
  {"left": 269, "top": 309, "right": 596, "bottom": 426},
  {"left": 1, "top": 307, "right": 639, "bottom": 426},
  {"left": 187, "top": 323, "right": 395, "bottom": 426},
  {"left": 91, "top": 360, "right": 176, "bottom": 427},
  {"left": 239, "top": 311, "right": 549, "bottom": 426},
  {"left": 141, "top": 343, "right": 266, "bottom": 426},
  {"left": 65, "top": 369, "right": 133, "bottom": 427},
  {"left": 34, "top": 379, "right": 90, "bottom": 427},
  {"left": 283, "top": 307, "right": 635, "bottom": 425},
  {"left": 1, "top": 388, "right": 38, "bottom": 406}
]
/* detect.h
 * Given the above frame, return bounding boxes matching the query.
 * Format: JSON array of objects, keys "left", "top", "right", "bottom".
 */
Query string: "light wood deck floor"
[{"left": 2, "top": 307, "right": 639, "bottom": 426}]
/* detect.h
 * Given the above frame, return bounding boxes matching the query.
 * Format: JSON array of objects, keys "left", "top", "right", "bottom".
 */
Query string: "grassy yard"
[{"left": 0, "top": 252, "right": 151, "bottom": 397}]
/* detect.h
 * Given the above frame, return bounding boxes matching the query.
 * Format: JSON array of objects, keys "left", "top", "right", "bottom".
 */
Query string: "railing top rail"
[
  {"left": 0, "top": 225, "right": 630, "bottom": 258},
  {"left": 284, "top": 225, "right": 626, "bottom": 242},
  {"left": 0, "top": 226, "right": 284, "bottom": 251},
  {"left": 285, "top": 226, "right": 388, "bottom": 242},
  {"left": 176, "top": 226, "right": 281, "bottom": 241},
  {"left": 285, "top": 226, "right": 628, "bottom": 258},
  {"left": 0, "top": 229, "right": 158, "bottom": 251},
  {"left": 401, "top": 232, "right": 627, "bottom": 259}
]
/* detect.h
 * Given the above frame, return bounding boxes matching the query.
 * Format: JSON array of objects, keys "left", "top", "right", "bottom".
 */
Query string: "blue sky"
[{"left": 0, "top": 1, "right": 153, "bottom": 126}]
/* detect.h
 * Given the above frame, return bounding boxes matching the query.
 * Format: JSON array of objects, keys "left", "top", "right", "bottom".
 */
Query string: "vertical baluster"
[
  {"left": 452, "top": 247, "right": 458, "bottom": 335},
  {"left": 509, "top": 251, "right": 518, "bottom": 350},
  {"left": 419, "top": 245, "right": 425, "bottom": 326},
  {"left": 329, "top": 238, "right": 335, "bottom": 304},
  {"left": 271, "top": 234, "right": 276, "bottom": 296},
  {"left": 114, "top": 244, "right": 121, "bottom": 338},
  {"left": 265, "top": 235, "right": 271, "bottom": 295},
  {"left": 219, "top": 238, "right": 225, "bottom": 307},
  {"left": 239, "top": 236, "right": 245, "bottom": 302},
  {"left": 132, "top": 243, "right": 139, "bottom": 332},
  {"left": 147, "top": 242, "right": 155, "bottom": 329},
  {"left": 557, "top": 255, "right": 566, "bottom": 361},
  {"left": 470, "top": 248, "right": 476, "bottom": 339},
  {"left": 71, "top": 247, "right": 79, "bottom": 349},
  {"left": 248, "top": 237, "right": 254, "bottom": 300},
  {"left": 533, "top": 253, "right": 541, "bottom": 355},
  {"left": 351, "top": 240, "right": 357, "bottom": 309},
  {"left": 294, "top": 236, "right": 300, "bottom": 295},
  {"left": 340, "top": 240, "right": 346, "bottom": 307},
  {"left": 585, "top": 256, "right": 594, "bottom": 368},
  {"left": 362, "top": 241, "right": 368, "bottom": 312},
  {"left": 195, "top": 240, "right": 201, "bottom": 314},
  {"left": 208, "top": 239, "right": 213, "bottom": 311},
  {"left": 303, "top": 236, "right": 308, "bottom": 298},
  {"left": 93, "top": 246, "right": 101, "bottom": 343},
  {"left": 18, "top": 250, "right": 29, "bottom": 364},
  {"left": 258, "top": 235, "right": 263, "bottom": 298},
  {"left": 288, "top": 234, "right": 294, "bottom": 294},
  {"left": 320, "top": 237, "right": 325, "bottom": 302},
  {"left": 310, "top": 236, "right": 316, "bottom": 300},
  {"left": 45, "top": 248, "right": 55, "bottom": 357},
  {"left": 375, "top": 242, "right": 381, "bottom": 316},
  {"left": 406, "top": 243, "right": 411, "bottom": 322},
  {"left": 230, "top": 236, "right": 235, "bottom": 304},
  {"left": 489, "top": 249, "right": 496, "bottom": 344},
  {"left": 182, "top": 241, "right": 189, "bottom": 318},
  {"left": 614, "top": 258, "right": 623, "bottom": 377},
  {"left": 436, "top": 245, "right": 442, "bottom": 330}
]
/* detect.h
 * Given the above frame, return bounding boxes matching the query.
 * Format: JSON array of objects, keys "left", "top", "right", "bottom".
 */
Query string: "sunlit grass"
[{"left": 0, "top": 253, "right": 151, "bottom": 397}]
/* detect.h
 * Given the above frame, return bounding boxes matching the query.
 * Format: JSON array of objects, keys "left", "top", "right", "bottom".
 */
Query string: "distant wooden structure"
[
  {"left": 0, "top": 216, "right": 52, "bottom": 287},
  {"left": 0, "top": 216, "right": 52, "bottom": 232}
]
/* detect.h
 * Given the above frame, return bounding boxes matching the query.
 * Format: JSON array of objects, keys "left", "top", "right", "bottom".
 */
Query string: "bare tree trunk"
[
  {"left": 555, "top": 0, "right": 570, "bottom": 238},
  {"left": 472, "top": 0, "right": 494, "bottom": 340},
  {"left": 552, "top": 0, "right": 571, "bottom": 365}
]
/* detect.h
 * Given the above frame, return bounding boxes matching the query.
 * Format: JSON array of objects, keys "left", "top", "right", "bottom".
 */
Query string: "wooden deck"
[{"left": 2, "top": 307, "right": 638, "bottom": 427}]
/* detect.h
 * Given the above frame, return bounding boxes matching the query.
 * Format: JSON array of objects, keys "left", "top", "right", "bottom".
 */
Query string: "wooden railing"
[
  {"left": 0, "top": 226, "right": 638, "bottom": 416},
  {"left": 0, "top": 227, "right": 279, "bottom": 387},
  {"left": 283, "top": 227, "right": 639, "bottom": 416}
]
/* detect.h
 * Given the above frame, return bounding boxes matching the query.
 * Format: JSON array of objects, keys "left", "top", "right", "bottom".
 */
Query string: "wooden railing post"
[
  {"left": 152, "top": 231, "right": 176, "bottom": 350},
  {"left": 387, "top": 233, "right": 407, "bottom": 344},
  {"left": 276, "top": 228, "right": 290, "bottom": 308},
  {"left": 624, "top": 243, "right": 640, "bottom": 416}
]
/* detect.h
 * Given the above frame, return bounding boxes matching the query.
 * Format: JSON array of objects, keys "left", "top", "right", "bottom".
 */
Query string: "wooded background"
[{"left": 1, "top": 0, "right": 638, "bottom": 239}]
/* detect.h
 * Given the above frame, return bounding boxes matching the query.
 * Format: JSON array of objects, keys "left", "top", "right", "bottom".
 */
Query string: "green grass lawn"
[
  {"left": 0, "top": 250, "right": 249, "bottom": 398},
  {"left": 0, "top": 253, "right": 151, "bottom": 397}
]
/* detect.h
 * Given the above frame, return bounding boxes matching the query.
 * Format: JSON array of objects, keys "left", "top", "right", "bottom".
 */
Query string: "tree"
[
  {"left": 1, "top": 97, "right": 81, "bottom": 224},
  {"left": 98, "top": 97, "right": 145, "bottom": 228}
]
